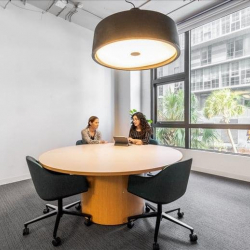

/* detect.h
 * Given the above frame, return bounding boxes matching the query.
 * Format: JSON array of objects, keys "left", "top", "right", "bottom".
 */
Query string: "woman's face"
[
  {"left": 133, "top": 116, "right": 140, "bottom": 127},
  {"left": 89, "top": 119, "right": 99, "bottom": 130}
]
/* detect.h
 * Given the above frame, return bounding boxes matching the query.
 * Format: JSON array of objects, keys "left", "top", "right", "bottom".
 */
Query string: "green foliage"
[
  {"left": 156, "top": 128, "right": 185, "bottom": 147},
  {"left": 203, "top": 89, "right": 245, "bottom": 123},
  {"left": 156, "top": 89, "right": 221, "bottom": 148},
  {"left": 203, "top": 89, "right": 245, "bottom": 153},
  {"left": 130, "top": 109, "right": 153, "bottom": 124},
  {"left": 158, "top": 90, "right": 198, "bottom": 123}
]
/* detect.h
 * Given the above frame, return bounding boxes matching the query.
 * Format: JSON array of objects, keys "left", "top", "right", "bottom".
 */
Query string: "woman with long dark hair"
[
  {"left": 81, "top": 116, "right": 107, "bottom": 144},
  {"left": 128, "top": 112, "right": 151, "bottom": 145}
]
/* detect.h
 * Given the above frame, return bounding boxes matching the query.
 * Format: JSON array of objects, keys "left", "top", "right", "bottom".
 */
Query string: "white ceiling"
[{"left": 2, "top": 0, "right": 227, "bottom": 31}]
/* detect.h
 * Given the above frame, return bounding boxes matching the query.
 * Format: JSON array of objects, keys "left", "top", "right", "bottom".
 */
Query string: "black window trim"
[{"left": 151, "top": 30, "right": 250, "bottom": 156}]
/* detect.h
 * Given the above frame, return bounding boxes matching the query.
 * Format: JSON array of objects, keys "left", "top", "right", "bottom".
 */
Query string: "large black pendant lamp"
[{"left": 92, "top": 6, "right": 180, "bottom": 71}]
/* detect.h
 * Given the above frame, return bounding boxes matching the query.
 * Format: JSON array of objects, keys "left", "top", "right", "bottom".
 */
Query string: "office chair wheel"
[
  {"left": 189, "top": 233, "right": 198, "bottom": 242},
  {"left": 43, "top": 207, "right": 50, "bottom": 214},
  {"left": 177, "top": 211, "right": 184, "bottom": 218},
  {"left": 75, "top": 203, "right": 81, "bottom": 211},
  {"left": 84, "top": 218, "right": 92, "bottom": 226},
  {"left": 52, "top": 237, "right": 61, "bottom": 246},
  {"left": 145, "top": 206, "right": 151, "bottom": 213},
  {"left": 127, "top": 221, "right": 134, "bottom": 229},
  {"left": 23, "top": 227, "right": 29, "bottom": 236},
  {"left": 153, "top": 242, "right": 160, "bottom": 250}
]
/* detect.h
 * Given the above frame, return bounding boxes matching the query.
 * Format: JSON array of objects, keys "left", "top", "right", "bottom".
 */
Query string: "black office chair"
[
  {"left": 149, "top": 138, "right": 159, "bottom": 145},
  {"left": 76, "top": 139, "right": 88, "bottom": 145},
  {"left": 127, "top": 159, "right": 197, "bottom": 250},
  {"left": 23, "top": 156, "right": 92, "bottom": 246}
]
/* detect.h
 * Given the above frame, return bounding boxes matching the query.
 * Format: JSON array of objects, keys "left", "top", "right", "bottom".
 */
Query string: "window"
[
  {"left": 204, "top": 68, "right": 211, "bottom": 89},
  {"left": 201, "top": 46, "right": 212, "bottom": 65},
  {"left": 191, "top": 69, "right": 203, "bottom": 91},
  {"left": 158, "top": 85, "right": 163, "bottom": 96},
  {"left": 241, "top": 59, "right": 250, "bottom": 84},
  {"left": 151, "top": 7, "right": 250, "bottom": 156},
  {"left": 227, "top": 39, "right": 243, "bottom": 59},
  {"left": 231, "top": 62, "right": 239, "bottom": 85},
  {"left": 211, "top": 66, "right": 219, "bottom": 89},
  {"left": 231, "top": 12, "right": 240, "bottom": 32},
  {"left": 156, "top": 82, "right": 185, "bottom": 122},
  {"left": 191, "top": 129, "right": 250, "bottom": 155},
  {"left": 157, "top": 34, "right": 185, "bottom": 77},
  {"left": 241, "top": 7, "right": 250, "bottom": 28},
  {"left": 212, "top": 20, "right": 220, "bottom": 39},
  {"left": 156, "top": 128, "right": 185, "bottom": 147},
  {"left": 222, "top": 64, "right": 230, "bottom": 87},
  {"left": 221, "top": 16, "right": 230, "bottom": 34},
  {"left": 203, "top": 23, "right": 212, "bottom": 41}
]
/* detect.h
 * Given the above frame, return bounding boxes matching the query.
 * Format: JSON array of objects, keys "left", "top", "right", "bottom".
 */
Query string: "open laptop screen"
[{"left": 113, "top": 136, "right": 131, "bottom": 146}]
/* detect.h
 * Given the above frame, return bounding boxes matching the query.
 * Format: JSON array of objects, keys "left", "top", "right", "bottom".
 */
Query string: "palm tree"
[{"left": 203, "top": 89, "right": 245, "bottom": 153}]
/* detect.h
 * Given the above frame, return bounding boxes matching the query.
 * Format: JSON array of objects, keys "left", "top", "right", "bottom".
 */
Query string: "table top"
[{"left": 39, "top": 143, "right": 183, "bottom": 176}]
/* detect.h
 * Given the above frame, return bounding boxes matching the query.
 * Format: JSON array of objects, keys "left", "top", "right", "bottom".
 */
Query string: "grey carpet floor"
[{"left": 0, "top": 171, "right": 250, "bottom": 250}]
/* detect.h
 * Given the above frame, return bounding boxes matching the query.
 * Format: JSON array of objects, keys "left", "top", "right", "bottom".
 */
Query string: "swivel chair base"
[
  {"left": 23, "top": 199, "right": 91, "bottom": 246},
  {"left": 127, "top": 202, "right": 197, "bottom": 250}
]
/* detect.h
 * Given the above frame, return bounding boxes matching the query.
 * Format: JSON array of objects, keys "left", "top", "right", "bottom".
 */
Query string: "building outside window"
[{"left": 152, "top": 6, "right": 250, "bottom": 155}]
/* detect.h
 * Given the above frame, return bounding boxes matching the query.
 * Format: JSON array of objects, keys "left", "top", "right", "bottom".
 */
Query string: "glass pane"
[
  {"left": 157, "top": 33, "right": 185, "bottom": 78},
  {"left": 191, "top": 6, "right": 250, "bottom": 125},
  {"left": 156, "top": 128, "right": 185, "bottom": 147},
  {"left": 191, "top": 129, "right": 250, "bottom": 155},
  {"left": 157, "top": 81, "right": 184, "bottom": 122}
]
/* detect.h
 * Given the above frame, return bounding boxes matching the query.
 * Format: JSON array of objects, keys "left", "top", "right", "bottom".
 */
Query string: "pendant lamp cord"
[{"left": 125, "top": 0, "right": 136, "bottom": 9}]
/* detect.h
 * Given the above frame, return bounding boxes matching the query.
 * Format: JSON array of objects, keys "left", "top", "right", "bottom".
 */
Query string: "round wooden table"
[{"left": 39, "top": 143, "right": 182, "bottom": 225}]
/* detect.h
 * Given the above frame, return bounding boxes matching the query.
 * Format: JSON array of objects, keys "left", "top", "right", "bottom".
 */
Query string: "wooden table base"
[{"left": 81, "top": 175, "right": 144, "bottom": 225}]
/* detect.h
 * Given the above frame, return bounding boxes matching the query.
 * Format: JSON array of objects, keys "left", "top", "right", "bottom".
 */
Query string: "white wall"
[
  {"left": 141, "top": 71, "right": 250, "bottom": 182},
  {"left": 113, "top": 70, "right": 143, "bottom": 137},
  {"left": 0, "top": 3, "right": 113, "bottom": 185},
  {"left": 130, "top": 71, "right": 141, "bottom": 112},
  {"left": 179, "top": 148, "right": 250, "bottom": 182},
  {"left": 141, "top": 70, "right": 151, "bottom": 119},
  {"left": 113, "top": 70, "right": 131, "bottom": 136}
]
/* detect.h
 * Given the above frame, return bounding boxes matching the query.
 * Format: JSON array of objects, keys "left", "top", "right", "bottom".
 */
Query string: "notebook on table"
[{"left": 113, "top": 136, "right": 132, "bottom": 146}]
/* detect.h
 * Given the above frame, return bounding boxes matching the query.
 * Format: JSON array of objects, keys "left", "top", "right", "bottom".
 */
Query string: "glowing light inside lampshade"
[{"left": 95, "top": 39, "right": 177, "bottom": 69}]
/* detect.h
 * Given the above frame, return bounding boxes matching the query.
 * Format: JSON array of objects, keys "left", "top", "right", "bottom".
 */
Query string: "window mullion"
[{"left": 185, "top": 31, "right": 191, "bottom": 149}]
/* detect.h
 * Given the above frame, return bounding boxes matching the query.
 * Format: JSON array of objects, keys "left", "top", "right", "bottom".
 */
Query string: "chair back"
[
  {"left": 76, "top": 140, "right": 88, "bottom": 145},
  {"left": 152, "top": 159, "right": 192, "bottom": 204},
  {"left": 26, "top": 156, "right": 89, "bottom": 201},
  {"left": 149, "top": 138, "right": 159, "bottom": 145},
  {"left": 128, "top": 159, "right": 192, "bottom": 204},
  {"left": 26, "top": 156, "right": 74, "bottom": 201},
  {"left": 76, "top": 140, "right": 83, "bottom": 145}
]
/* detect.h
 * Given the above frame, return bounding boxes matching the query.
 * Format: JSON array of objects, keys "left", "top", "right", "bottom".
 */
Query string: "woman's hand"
[
  {"left": 128, "top": 137, "right": 134, "bottom": 143},
  {"left": 100, "top": 140, "right": 108, "bottom": 144},
  {"left": 135, "top": 140, "right": 143, "bottom": 145},
  {"left": 128, "top": 138, "right": 143, "bottom": 145}
]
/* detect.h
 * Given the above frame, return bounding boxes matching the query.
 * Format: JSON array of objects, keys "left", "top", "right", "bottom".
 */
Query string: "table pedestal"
[{"left": 81, "top": 175, "right": 144, "bottom": 225}]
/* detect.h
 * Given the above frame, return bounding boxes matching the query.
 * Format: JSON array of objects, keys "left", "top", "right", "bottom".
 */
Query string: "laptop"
[{"left": 113, "top": 136, "right": 132, "bottom": 146}]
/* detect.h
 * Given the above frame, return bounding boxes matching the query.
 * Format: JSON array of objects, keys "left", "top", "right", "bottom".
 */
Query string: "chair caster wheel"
[
  {"left": 84, "top": 218, "right": 92, "bottom": 226},
  {"left": 75, "top": 203, "right": 81, "bottom": 211},
  {"left": 177, "top": 211, "right": 184, "bottom": 219},
  {"left": 190, "top": 233, "right": 198, "bottom": 242},
  {"left": 145, "top": 206, "right": 151, "bottom": 213},
  {"left": 43, "top": 207, "right": 50, "bottom": 214},
  {"left": 52, "top": 237, "right": 61, "bottom": 246},
  {"left": 127, "top": 221, "right": 134, "bottom": 229},
  {"left": 23, "top": 227, "right": 29, "bottom": 235},
  {"left": 153, "top": 242, "right": 160, "bottom": 250}
]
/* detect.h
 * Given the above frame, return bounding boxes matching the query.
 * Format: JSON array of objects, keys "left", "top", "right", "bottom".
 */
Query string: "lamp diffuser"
[{"left": 92, "top": 8, "right": 180, "bottom": 71}]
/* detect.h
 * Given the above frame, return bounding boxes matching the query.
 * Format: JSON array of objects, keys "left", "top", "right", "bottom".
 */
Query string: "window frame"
[{"left": 151, "top": 13, "right": 250, "bottom": 155}]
